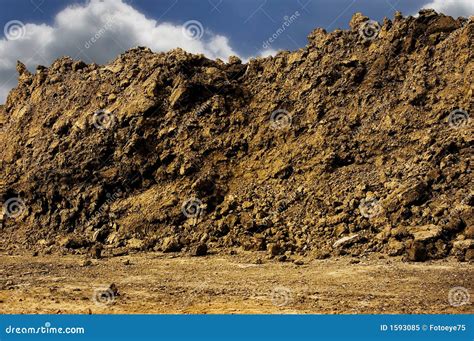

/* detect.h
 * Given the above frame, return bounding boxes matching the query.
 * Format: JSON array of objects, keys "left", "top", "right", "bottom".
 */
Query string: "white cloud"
[
  {"left": 258, "top": 49, "right": 279, "bottom": 58},
  {"left": 421, "top": 0, "right": 474, "bottom": 17},
  {"left": 0, "top": 0, "right": 240, "bottom": 103}
]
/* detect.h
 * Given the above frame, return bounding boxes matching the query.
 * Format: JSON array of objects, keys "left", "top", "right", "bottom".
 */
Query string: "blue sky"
[
  {"left": 0, "top": 0, "right": 473, "bottom": 102},
  {"left": 0, "top": 0, "right": 436, "bottom": 56}
]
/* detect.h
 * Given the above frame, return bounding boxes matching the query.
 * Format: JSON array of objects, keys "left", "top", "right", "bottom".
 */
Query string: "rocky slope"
[{"left": 0, "top": 10, "right": 472, "bottom": 261}]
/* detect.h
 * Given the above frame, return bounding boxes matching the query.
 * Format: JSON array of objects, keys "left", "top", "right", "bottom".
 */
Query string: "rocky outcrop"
[{"left": 0, "top": 11, "right": 472, "bottom": 261}]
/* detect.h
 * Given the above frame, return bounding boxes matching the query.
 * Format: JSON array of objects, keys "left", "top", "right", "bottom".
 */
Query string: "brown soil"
[
  {"left": 0, "top": 251, "right": 472, "bottom": 314},
  {"left": 1, "top": 11, "right": 473, "bottom": 263}
]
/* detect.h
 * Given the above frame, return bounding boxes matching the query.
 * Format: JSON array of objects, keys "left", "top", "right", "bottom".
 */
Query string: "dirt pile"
[{"left": 0, "top": 10, "right": 472, "bottom": 261}]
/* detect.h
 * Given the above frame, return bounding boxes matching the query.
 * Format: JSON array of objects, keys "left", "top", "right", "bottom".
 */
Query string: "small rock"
[
  {"left": 333, "top": 234, "right": 359, "bottom": 248},
  {"left": 162, "top": 236, "right": 182, "bottom": 253},
  {"left": 273, "top": 164, "right": 293, "bottom": 180},
  {"left": 407, "top": 224, "right": 441, "bottom": 242},
  {"left": 169, "top": 85, "right": 187, "bottom": 108},
  {"left": 112, "top": 249, "right": 129, "bottom": 257},
  {"left": 228, "top": 56, "right": 242, "bottom": 65},
  {"left": 127, "top": 238, "right": 144, "bottom": 250},
  {"left": 242, "top": 201, "right": 254, "bottom": 210},
  {"left": 407, "top": 242, "right": 427, "bottom": 262},
  {"left": 240, "top": 212, "right": 255, "bottom": 231},
  {"left": 387, "top": 239, "right": 405, "bottom": 256},
  {"left": 59, "top": 236, "right": 89, "bottom": 249},
  {"left": 293, "top": 259, "right": 305, "bottom": 266},
  {"left": 106, "top": 232, "right": 119, "bottom": 245},
  {"left": 92, "top": 228, "right": 109, "bottom": 243},
  {"left": 349, "top": 12, "right": 369, "bottom": 31},
  {"left": 394, "top": 11, "right": 403, "bottom": 21},
  {"left": 72, "top": 61, "right": 87, "bottom": 71},
  {"left": 16, "top": 61, "right": 30, "bottom": 77},
  {"left": 192, "top": 243, "right": 208, "bottom": 256},
  {"left": 108, "top": 283, "right": 120, "bottom": 297},
  {"left": 90, "top": 245, "right": 102, "bottom": 259},
  {"left": 427, "top": 16, "right": 459, "bottom": 34},
  {"left": 465, "top": 249, "right": 474, "bottom": 262},
  {"left": 267, "top": 243, "right": 283, "bottom": 256},
  {"left": 464, "top": 226, "right": 474, "bottom": 239},
  {"left": 452, "top": 239, "right": 474, "bottom": 259},
  {"left": 334, "top": 224, "right": 348, "bottom": 237},
  {"left": 418, "top": 9, "right": 437, "bottom": 19},
  {"left": 81, "top": 259, "right": 92, "bottom": 267},
  {"left": 314, "top": 250, "right": 330, "bottom": 259},
  {"left": 179, "top": 162, "right": 194, "bottom": 176},
  {"left": 398, "top": 181, "right": 427, "bottom": 206}
]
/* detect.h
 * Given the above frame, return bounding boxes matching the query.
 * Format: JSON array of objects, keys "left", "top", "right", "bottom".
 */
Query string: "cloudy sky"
[{"left": 0, "top": 0, "right": 473, "bottom": 103}]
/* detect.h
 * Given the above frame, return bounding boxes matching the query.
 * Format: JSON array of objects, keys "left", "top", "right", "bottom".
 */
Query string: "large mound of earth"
[{"left": 0, "top": 10, "right": 472, "bottom": 262}]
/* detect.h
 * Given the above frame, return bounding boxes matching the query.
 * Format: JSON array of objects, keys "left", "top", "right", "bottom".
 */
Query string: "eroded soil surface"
[
  {"left": 1, "top": 11, "right": 473, "bottom": 263},
  {"left": 1, "top": 252, "right": 472, "bottom": 314}
]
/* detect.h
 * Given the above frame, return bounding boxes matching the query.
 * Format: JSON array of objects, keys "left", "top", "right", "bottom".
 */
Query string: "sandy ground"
[{"left": 0, "top": 251, "right": 472, "bottom": 314}]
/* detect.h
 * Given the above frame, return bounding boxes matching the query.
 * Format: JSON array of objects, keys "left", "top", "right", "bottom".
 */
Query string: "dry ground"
[{"left": 0, "top": 251, "right": 472, "bottom": 314}]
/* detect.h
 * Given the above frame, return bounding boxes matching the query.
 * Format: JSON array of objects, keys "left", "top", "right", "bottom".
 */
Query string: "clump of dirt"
[{"left": 0, "top": 10, "right": 472, "bottom": 262}]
